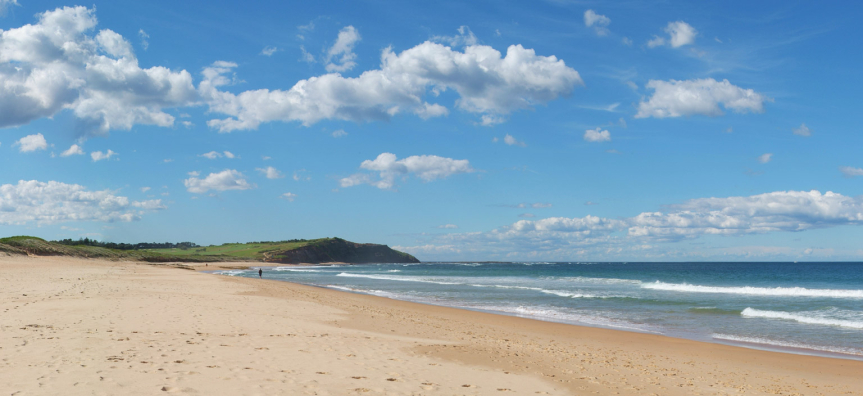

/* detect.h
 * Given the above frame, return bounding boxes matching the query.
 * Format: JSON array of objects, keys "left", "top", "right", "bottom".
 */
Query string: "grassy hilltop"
[{"left": 0, "top": 236, "right": 419, "bottom": 264}]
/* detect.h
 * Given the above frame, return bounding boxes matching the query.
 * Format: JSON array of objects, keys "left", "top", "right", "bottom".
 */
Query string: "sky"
[{"left": 1, "top": 0, "right": 863, "bottom": 261}]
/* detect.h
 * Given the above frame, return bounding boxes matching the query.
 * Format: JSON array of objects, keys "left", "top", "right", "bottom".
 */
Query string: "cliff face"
[{"left": 261, "top": 238, "right": 419, "bottom": 264}]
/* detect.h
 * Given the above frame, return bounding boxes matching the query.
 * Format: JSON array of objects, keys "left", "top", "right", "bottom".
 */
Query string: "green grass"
[{"left": 144, "top": 240, "right": 316, "bottom": 259}]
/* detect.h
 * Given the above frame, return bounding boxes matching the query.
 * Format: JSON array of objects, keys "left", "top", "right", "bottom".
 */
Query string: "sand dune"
[{"left": 2, "top": 256, "right": 861, "bottom": 395}]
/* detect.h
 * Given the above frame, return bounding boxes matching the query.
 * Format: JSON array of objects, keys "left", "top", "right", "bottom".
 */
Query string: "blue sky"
[{"left": 2, "top": 0, "right": 863, "bottom": 261}]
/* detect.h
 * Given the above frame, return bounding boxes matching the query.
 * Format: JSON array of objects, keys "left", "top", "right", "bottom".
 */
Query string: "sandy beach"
[{"left": 2, "top": 256, "right": 861, "bottom": 395}]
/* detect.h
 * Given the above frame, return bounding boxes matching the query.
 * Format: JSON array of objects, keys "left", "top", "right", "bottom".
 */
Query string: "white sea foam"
[
  {"left": 712, "top": 334, "right": 863, "bottom": 357},
  {"left": 642, "top": 282, "right": 863, "bottom": 298},
  {"left": 214, "top": 270, "right": 246, "bottom": 276},
  {"left": 473, "top": 305, "right": 660, "bottom": 333},
  {"left": 554, "top": 276, "right": 641, "bottom": 285},
  {"left": 740, "top": 308, "right": 863, "bottom": 329},
  {"left": 335, "top": 272, "right": 462, "bottom": 285},
  {"left": 325, "top": 285, "right": 408, "bottom": 300}
]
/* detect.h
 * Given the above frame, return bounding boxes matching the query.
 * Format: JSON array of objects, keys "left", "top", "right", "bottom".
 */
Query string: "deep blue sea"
[{"left": 217, "top": 262, "right": 863, "bottom": 360}]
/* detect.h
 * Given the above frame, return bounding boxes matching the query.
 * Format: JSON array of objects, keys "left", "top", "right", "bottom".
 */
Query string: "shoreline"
[
  {"left": 208, "top": 262, "right": 863, "bottom": 364},
  {"left": 4, "top": 256, "right": 862, "bottom": 395}
]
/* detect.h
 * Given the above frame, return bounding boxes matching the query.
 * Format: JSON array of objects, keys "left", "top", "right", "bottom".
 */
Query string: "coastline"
[{"left": 3, "top": 256, "right": 861, "bottom": 395}]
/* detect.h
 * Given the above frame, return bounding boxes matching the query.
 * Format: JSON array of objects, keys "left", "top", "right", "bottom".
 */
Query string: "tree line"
[{"left": 54, "top": 238, "right": 199, "bottom": 250}]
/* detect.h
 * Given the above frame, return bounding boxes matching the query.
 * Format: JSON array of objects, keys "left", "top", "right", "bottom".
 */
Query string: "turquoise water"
[{"left": 217, "top": 262, "right": 863, "bottom": 360}]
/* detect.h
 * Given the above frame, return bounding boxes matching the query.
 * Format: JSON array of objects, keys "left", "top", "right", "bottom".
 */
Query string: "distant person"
[{"left": 258, "top": 268, "right": 262, "bottom": 278}]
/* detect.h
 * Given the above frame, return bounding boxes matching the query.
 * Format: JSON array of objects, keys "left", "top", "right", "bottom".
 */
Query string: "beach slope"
[{"left": 1, "top": 256, "right": 860, "bottom": 395}]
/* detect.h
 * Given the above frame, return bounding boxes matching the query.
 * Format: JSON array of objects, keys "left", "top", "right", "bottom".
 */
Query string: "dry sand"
[{"left": 1, "top": 256, "right": 861, "bottom": 395}]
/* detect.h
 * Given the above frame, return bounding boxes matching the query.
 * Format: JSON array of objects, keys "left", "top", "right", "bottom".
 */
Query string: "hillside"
[{"left": 0, "top": 236, "right": 419, "bottom": 264}]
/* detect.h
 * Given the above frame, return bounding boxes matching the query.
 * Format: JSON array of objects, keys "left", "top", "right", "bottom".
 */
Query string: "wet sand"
[{"left": 2, "top": 256, "right": 861, "bottom": 395}]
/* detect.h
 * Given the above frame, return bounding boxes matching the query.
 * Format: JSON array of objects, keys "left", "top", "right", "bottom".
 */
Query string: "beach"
[{"left": 2, "top": 256, "right": 861, "bottom": 395}]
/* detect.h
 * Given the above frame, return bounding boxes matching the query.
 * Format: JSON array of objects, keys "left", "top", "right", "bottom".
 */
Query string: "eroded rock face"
[{"left": 262, "top": 238, "right": 419, "bottom": 264}]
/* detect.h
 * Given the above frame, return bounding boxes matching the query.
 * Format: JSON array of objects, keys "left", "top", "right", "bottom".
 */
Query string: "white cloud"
[
  {"left": 199, "top": 150, "right": 236, "bottom": 159},
  {"left": 201, "top": 41, "right": 582, "bottom": 132},
  {"left": 0, "top": 6, "right": 197, "bottom": 136},
  {"left": 758, "top": 153, "right": 773, "bottom": 164},
  {"left": 647, "top": 36, "right": 666, "bottom": 48},
  {"left": 60, "top": 144, "right": 85, "bottom": 157},
  {"left": 503, "top": 134, "right": 526, "bottom": 147},
  {"left": 636, "top": 78, "right": 767, "bottom": 118},
  {"left": 583, "top": 128, "right": 611, "bottom": 142},
  {"left": 261, "top": 46, "right": 279, "bottom": 56},
  {"left": 411, "top": 190, "right": 863, "bottom": 259},
  {"left": 340, "top": 152, "right": 474, "bottom": 190},
  {"left": 187, "top": 171, "right": 200, "bottom": 177},
  {"left": 299, "top": 45, "right": 315, "bottom": 63},
  {"left": 583, "top": 10, "right": 611, "bottom": 36},
  {"left": 138, "top": 29, "right": 149, "bottom": 50},
  {"left": 506, "top": 202, "right": 552, "bottom": 209},
  {"left": 332, "top": 129, "right": 348, "bottom": 138},
  {"left": 293, "top": 169, "right": 311, "bottom": 181},
  {"left": 15, "top": 133, "right": 48, "bottom": 152},
  {"left": 432, "top": 26, "right": 478, "bottom": 47},
  {"left": 0, "top": 180, "right": 164, "bottom": 225},
  {"left": 184, "top": 169, "right": 254, "bottom": 193},
  {"left": 437, "top": 224, "right": 459, "bottom": 229},
  {"left": 90, "top": 150, "right": 117, "bottom": 162},
  {"left": 621, "top": 37, "right": 632, "bottom": 46},
  {"left": 256, "top": 166, "right": 285, "bottom": 179},
  {"left": 325, "top": 25, "right": 360, "bottom": 72},
  {"left": 0, "top": 0, "right": 19, "bottom": 15},
  {"left": 665, "top": 21, "right": 697, "bottom": 47},
  {"left": 140, "top": 186, "right": 151, "bottom": 193},
  {"left": 793, "top": 123, "right": 811, "bottom": 137},
  {"left": 840, "top": 166, "right": 863, "bottom": 177},
  {"left": 280, "top": 192, "right": 297, "bottom": 202},
  {"left": 648, "top": 21, "right": 697, "bottom": 48}
]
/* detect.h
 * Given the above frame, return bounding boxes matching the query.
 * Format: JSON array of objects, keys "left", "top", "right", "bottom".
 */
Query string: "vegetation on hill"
[{"left": 0, "top": 236, "right": 419, "bottom": 264}]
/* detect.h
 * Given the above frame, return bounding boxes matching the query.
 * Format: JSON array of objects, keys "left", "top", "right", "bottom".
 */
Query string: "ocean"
[{"left": 216, "top": 262, "right": 863, "bottom": 360}]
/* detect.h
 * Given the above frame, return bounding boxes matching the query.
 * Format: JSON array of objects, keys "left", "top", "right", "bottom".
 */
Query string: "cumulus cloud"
[
  {"left": 256, "top": 166, "right": 285, "bottom": 179},
  {"left": 340, "top": 152, "right": 474, "bottom": 190},
  {"left": 583, "top": 128, "right": 611, "bottom": 142},
  {"left": 437, "top": 224, "right": 459, "bottom": 229},
  {"left": 280, "top": 192, "right": 297, "bottom": 202},
  {"left": 60, "top": 144, "right": 85, "bottom": 157},
  {"left": 325, "top": 26, "right": 360, "bottom": 72},
  {"left": 90, "top": 150, "right": 117, "bottom": 162},
  {"left": 15, "top": 133, "right": 48, "bottom": 152},
  {"left": 793, "top": 123, "right": 811, "bottom": 137},
  {"left": 583, "top": 10, "right": 611, "bottom": 36},
  {"left": 758, "top": 153, "right": 772, "bottom": 164},
  {"left": 648, "top": 21, "right": 697, "bottom": 48},
  {"left": 840, "top": 166, "right": 863, "bottom": 177},
  {"left": 261, "top": 46, "right": 279, "bottom": 56},
  {"left": 503, "top": 134, "right": 526, "bottom": 147},
  {"left": 201, "top": 41, "right": 582, "bottom": 132},
  {"left": 332, "top": 129, "right": 347, "bottom": 138},
  {"left": 635, "top": 78, "right": 767, "bottom": 118},
  {"left": 0, "top": 6, "right": 197, "bottom": 136},
  {"left": 184, "top": 169, "right": 254, "bottom": 193},
  {"left": 0, "top": 180, "right": 164, "bottom": 225},
  {"left": 409, "top": 190, "right": 863, "bottom": 259}
]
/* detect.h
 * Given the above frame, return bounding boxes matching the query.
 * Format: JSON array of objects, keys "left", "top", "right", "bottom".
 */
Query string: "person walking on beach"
[{"left": 258, "top": 268, "right": 263, "bottom": 278}]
